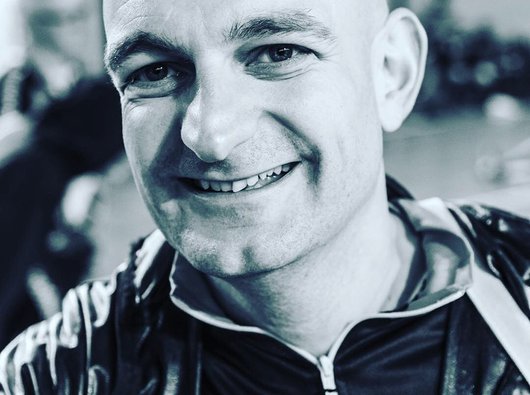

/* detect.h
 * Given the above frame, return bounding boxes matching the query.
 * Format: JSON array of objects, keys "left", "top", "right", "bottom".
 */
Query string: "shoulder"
[
  {"left": 423, "top": 198, "right": 530, "bottom": 387},
  {"left": 395, "top": 196, "right": 530, "bottom": 388},
  {"left": 0, "top": 230, "right": 176, "bottom": 394},
  {"left": 448, "top": 201, "right": 530, "bottom": 311},
  {"left": 404, "top": 197, "right": 530, "bottom": 320}
]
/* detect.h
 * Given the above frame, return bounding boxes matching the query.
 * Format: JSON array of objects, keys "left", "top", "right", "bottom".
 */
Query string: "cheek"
[
  {"left": 268, "top": 66, "right": 380, "bottom": 168},
  {"left": 122, "top": 99, "right": 180, "bottom": 177},
  {"left": 265, "top": 66, "right": 382, "bottom": 212}
]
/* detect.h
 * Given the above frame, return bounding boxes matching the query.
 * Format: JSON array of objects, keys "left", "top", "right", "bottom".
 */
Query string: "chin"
[
  {"left": 174, "top": 233, "right": 294, "bottom": 280},
  {"left": 184, "top": 250, "right": 272, "bottom": 279}
]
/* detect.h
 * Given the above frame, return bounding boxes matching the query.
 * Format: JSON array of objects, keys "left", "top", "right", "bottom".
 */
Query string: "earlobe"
[{"left": 372, "top": 8, "right": 428, "bottom": 132}]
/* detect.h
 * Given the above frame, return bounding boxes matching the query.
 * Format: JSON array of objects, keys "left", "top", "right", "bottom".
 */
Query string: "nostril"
[
  {"left": 195, "top": 150, "right": 226, "bottom": 163},
  {"left": 183, "top": 129, "right": 239, "bottom": 163},
  {"left": 192, "top": 142, "right": 230, "bottom": 163}
]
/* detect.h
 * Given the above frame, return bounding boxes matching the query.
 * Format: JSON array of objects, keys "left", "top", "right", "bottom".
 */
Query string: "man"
[{"left": 1, "top": 0, "right": 529, "bottom": 394}]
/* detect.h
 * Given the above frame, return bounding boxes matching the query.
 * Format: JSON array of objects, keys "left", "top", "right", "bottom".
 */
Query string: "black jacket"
[{"left": 0, "top": 179, "right": 529, "bottom": 394}]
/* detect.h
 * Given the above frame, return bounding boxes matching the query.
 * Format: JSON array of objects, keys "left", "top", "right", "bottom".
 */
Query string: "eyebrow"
[
  {"left": 105, "top": 11, "right": 336, "bottom": 73},
  {"left": 105, "top": 31, "right": 188, "bottom": 74},
  {"left": 226, "top": 12, "right": 336, "bottom": 43}
]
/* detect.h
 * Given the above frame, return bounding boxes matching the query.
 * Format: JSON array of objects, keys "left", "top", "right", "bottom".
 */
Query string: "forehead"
[{"left": 104, "top": 0, "right": 376, "bottom": 48}]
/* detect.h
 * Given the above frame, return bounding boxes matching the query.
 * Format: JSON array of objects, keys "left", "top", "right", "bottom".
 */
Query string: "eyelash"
[
  {"left": 247, "top": 44, "right": 314, "bottom": 67},
  {"left": 121, "top": 62, "right": 193, "bottom": 96}
]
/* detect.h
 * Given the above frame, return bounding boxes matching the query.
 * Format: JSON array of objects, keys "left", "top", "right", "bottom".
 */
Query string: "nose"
[{"left": 181, "top": 70, "right": 259, "bottom": 163}]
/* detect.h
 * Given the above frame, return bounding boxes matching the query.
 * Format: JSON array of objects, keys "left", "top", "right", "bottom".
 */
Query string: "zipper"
[{"left": 317, "top": 355, "right": 338, "bottom": 395}]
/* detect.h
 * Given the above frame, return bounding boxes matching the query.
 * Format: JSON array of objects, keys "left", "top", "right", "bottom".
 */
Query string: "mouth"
[{"left": 182, "top": 162, "right": 298, "bottom": 193}]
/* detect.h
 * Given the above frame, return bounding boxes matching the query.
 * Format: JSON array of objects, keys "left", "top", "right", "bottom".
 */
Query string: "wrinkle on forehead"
[
  {"left": 104, "top": 0, "right": 389, "bottom": 53},
  {"left": 105, "top": 0, "right": 211, "bottom": 46},
  {"left": 104, "top": 0, "right": 153, "bottom": 31}
]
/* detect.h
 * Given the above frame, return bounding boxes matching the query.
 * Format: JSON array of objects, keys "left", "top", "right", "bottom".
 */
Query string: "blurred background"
[
  {"left": 386, "top": 0, "right": 530, "bottom": 216},
  {"left": 0, "top": 0, "right": 529, "bottom": 345},
  {"left": 0, "top": 0, "right": 153, "bottom": 348}
]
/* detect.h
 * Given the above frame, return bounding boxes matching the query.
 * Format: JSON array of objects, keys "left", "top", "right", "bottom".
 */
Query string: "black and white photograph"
[{"left": 0, "top": 0, "right": 529, "bottom": 393}]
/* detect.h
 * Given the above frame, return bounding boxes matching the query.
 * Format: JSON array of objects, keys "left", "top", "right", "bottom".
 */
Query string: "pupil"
[
  {"left": 270, "top": 46, "right": 293, "bottom": 62},
  {"left": 146, "top": 65, "right": 168, "bottom": 81}
]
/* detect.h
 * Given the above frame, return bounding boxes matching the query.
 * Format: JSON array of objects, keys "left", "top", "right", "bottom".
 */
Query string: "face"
[
  {"left": 24, "top": 0, "right": 105, "bottom": 87},
  {"left": 105, "top": 0, "right": 387, "bottom": 277}
]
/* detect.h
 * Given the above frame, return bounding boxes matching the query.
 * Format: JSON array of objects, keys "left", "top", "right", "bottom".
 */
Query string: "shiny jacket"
[{"left": 1, "top": 180, "right": 529, "bottom": 394}]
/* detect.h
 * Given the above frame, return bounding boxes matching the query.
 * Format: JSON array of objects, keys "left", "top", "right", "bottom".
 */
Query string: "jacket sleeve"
[
  {"left": 0, "top": 278, "right": 119, "bottom": 395},
  {"left": 0, "top": 233, "right": 175, "bottom": 395}
]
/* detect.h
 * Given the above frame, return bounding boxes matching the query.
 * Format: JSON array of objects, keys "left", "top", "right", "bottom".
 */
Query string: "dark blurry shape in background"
[{"left": 0, "top": 0, "right": 123, "bottom": 348}]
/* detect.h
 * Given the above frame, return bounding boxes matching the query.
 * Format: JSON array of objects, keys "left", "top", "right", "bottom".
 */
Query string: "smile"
[{"left": 188, "top": 163, "right": 297, "bottom": 193}]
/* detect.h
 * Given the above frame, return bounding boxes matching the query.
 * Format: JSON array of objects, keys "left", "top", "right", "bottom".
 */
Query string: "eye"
[
  {"left": 244, "top": 43, "right": 316, "bottom": 80},
  {"left": 135, "top": 64, "right": 171, "bottom": 82},
  {"left": 122, "top": 62, "right": 194, "bottom": 98},
  {"left": 264, "top": 45, "right": 295, "bottom": 62},
  {"left": 253, "top": 44, "right": 309, "bottom": 64},
  {"left": 128, "top": 63, "right": 183, "bottom": 85}
]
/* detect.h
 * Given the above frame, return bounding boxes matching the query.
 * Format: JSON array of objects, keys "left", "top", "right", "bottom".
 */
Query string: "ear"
[{"left": 371, "top": 8, "right": 428, "bottom": 132}]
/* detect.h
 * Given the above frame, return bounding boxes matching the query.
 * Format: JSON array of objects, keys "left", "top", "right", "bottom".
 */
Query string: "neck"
[{"left": 208, "top": 173, "right": 414, "bottom": 357}]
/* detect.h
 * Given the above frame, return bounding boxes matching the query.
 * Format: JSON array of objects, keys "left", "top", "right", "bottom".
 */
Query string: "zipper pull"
[{"left": 318, "top": 355, "right": 338, "bottom": 395}]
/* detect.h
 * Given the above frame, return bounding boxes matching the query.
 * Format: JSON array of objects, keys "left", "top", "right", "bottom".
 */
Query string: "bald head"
[{"left": 104, "top": 0, "right": 390, "bottom": 43}]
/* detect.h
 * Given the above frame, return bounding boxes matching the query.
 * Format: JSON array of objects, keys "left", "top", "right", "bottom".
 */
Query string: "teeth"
[
  {"left": 210, "top": 181, "right": 221, "bottom": 192},
  {"left": 220, "top": 181, "right": 232, "bottom": 192},
  {"left": 197, "top": 163, "right": 294, "bottom": 193},
  {"left": 232, "top": 179, "right": 247, "bottom": 192},
  {"left": 199, "top": 180, "right": 210, "bottom": 190},
  {"left": 247, "top": 175, "right": 259, "bottom": 187}
]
